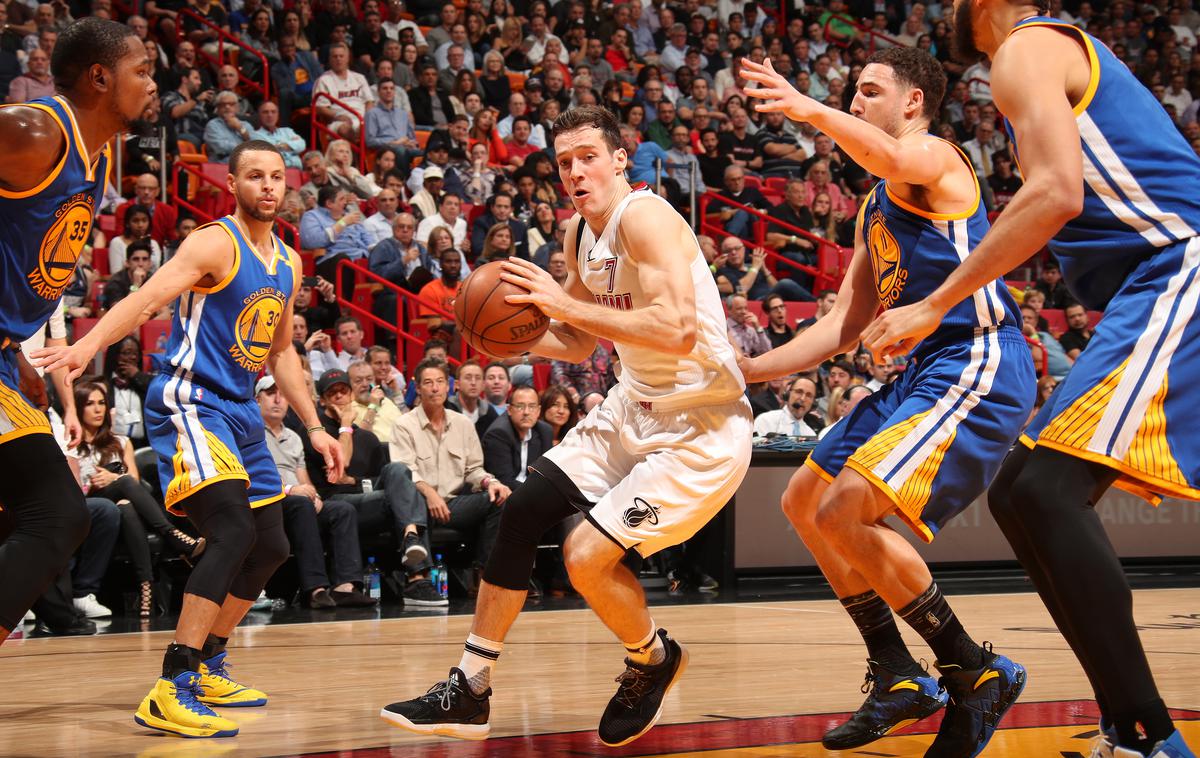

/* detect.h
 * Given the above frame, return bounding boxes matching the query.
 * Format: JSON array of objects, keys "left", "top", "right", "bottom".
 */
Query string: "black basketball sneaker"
[
  {"left": 379, "top": 667, "right": 491, "bottom": 740},
  {"left": 597, "top": 628, "right": 689, "bottom": 747},
  {"left": 927, "top": 644, "right": 1027, "bottom": 758},
  {"left": 822, "top": 659, "right": 948, "bottom": 749}
]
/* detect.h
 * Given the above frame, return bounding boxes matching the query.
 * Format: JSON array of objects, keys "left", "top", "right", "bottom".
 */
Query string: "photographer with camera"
[{"left": 70, "top": 382, "right": 206, "bottom": 618}]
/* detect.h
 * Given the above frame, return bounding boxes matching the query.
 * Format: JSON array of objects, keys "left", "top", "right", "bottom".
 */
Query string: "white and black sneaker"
[
  {"left": 403, "top": 578, "right": 448, "bottom": 607},
  {"left": 380, "top": 667, "right": 491, "bottom": 740},
  {"left": 597, "top": 629, "right": 689, "bottom": 747}
]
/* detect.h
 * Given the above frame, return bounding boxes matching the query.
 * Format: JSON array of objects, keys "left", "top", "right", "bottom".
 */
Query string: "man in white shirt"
[
  {"left": 312, "top": 42, "right": 374, "bottom": 140},
  {"left": 753, "top": 376, "right": 818, "bottom": 437},
  {"left": 382, "top": 0, "right": 427, "bottom": 51},
  {"left": 496, "top": 92, "right": 547, "bottom": 149},
  {"left": 523, "top": 15, "right": 566, "bottom": 65},
  {"left": 310, "top": 316, "right": 370, "bottom": 375},
  {"left": 363, "top": 188, "right": 402, "bottom": 248},
  {"left": 415, "top": 191, "right": 470, "bottom": 254}
]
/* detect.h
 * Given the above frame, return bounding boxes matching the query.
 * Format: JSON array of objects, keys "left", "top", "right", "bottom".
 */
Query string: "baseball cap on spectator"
[
  {"left": 423, "top": 165, "right": 445, "bottom": 180},
  {"left": 317, "top": 369, "right": 351, "bottom": 396},
  {"left": 525, "top": 78, "right": 544, "bottom": 92},
  {"left": 254, "top": 375, "right": 276, "bottom": 395}
]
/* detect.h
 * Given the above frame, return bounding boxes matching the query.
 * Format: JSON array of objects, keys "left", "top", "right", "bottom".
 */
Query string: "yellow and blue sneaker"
[
  {"left": 1092, "top": 729, "right": 1196, "bottom": 758},
  {"left": 198, "top": 652, "right": 268, "bottom": 707},
  {"left": 822, "top": 659, "right": 948, "bottom": 749},
  {"left": 927, "top": 644, "right": 1026, "bottom": 758},
  {"left": 134, "top": 671, "right": 240, "bottom": 738}
]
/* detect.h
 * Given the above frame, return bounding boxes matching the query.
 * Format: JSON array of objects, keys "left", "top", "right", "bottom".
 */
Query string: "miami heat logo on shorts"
[
  {"left": 622, "top": 497, "right": 660, "bottom": 528},
  {"left": 230, "top": 287, "right": 285, "bottom": 371},
  {"left": 28, "top": 193, "right": 94, "bottom": 300},
  {"left": 867, "top": 208, "right": 908, "bottom": 308}
]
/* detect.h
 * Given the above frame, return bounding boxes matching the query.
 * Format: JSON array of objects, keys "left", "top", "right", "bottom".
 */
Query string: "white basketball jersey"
[{"left": 575, "top": 187, "right": 745, "bottom": 410}]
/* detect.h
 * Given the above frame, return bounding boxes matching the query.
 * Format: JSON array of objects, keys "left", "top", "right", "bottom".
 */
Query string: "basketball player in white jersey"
[{"left": 380, "top": 105, "right": 753, "bottom": 747}]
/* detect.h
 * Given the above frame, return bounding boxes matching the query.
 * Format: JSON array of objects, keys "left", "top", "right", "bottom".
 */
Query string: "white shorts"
[{"left": 540, "top": 384, "right": 754, "bottom": 557}]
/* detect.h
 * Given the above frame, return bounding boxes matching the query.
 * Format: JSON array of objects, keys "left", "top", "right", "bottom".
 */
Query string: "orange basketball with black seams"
[{"left": 453, "top": 261, "right": 549, "bottom": 358}]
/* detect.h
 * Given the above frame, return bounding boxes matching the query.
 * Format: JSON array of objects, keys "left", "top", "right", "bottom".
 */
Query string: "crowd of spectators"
[{"left": 25, "top": 0, "right": 1175, "bottom": 633}]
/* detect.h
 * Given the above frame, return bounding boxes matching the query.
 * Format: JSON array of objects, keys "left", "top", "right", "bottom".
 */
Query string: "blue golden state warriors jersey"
[
  {"left": 1004, "top": 18, "right": 1200, "bottom": 310},
  {"left": 159, "top": 217, "right": 296, "bottom": 401},
  {"left": 0, "top": 96, "right": 110, "bottom": 343},
  {"left": 859, "top": 146, "right": 1021, "bottom": 352}
]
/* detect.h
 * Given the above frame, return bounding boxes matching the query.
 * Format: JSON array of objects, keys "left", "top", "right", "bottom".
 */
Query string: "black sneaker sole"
[
  {"left": 598, "top": 642, "right": 690, "bottom": 748},
  {"left": 379, "top": 708, "right": 490, "bottom": 740},
  {"left": 821, "top": 693, "right": 947, "bottom": 749}
]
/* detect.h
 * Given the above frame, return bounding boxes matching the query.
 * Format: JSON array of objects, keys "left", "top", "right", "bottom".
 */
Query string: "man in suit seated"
[{"left": 481, "top": 385, "right": 553, "bottom": 493}]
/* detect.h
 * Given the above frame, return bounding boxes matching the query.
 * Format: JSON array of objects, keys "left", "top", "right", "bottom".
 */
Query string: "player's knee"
[
  {"left": 781, "top": 482, "right": 818, "bottom": 532},
  {"left": 814, "top": 479, "right": 866, "bottom": 544},
  {"left": 482, "top": 469, "right": 572, "bottom": 590},
  {"left": 204, "top": 505, "right": 258, "bottom": 564},
  {"left": 562, "top": 524, "right": 620, "bottom": 586},
  {"left": 58, "top": 492, "right": 92, "bottom": 556},
  {"left": 251, "top": 525, "right": 290, "bottom": 574}
]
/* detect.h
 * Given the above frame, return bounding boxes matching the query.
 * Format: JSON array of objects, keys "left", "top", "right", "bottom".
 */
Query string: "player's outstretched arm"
[
  {"left": 741, "top": 58, "right": 950, "bottom": 186},
  {"left": 31, "top": 226, "right": 234, "bottom": 380},
  {"left": 0, "top": 107, "right": 67, "bottom": 195},
  {"left": 501, "top": 201, "right": 698, "bottom": 356},
  {"left": 740, "top": 222, "right": 879, "bottom": 382},
  {"left": 861, "top": 29, "right": 1085, "bottom": 359},
  {"left": 266, "top": 256, "right": 344, "bottom": 483}
]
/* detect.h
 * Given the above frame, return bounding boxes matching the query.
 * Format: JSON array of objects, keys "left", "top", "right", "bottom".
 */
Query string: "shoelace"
[
  {"left": 613, "top": 666, "right": 654, "bottom": 710},
  {"left": 175, "top": 678, "right": 217, "bottom": 717},
  {"left": 859, "top": 669, "right": 881, "bottom": 696},
  {"left": 206, "top": 657, "right": 238, "bottom": 686},
  {"left": 423, "top": 677, "right": 463, "bottom": 712}
]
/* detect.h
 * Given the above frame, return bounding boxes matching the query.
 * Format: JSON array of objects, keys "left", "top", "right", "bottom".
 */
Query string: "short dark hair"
[
  {"left": 439, "top": 191, "right": 461, "bottom": 206},
  {"left": 318, "top": 184, "right": 341, "bottom": 208},
  {"left": 53, "top": 17, "right": 139, "bottom": 92},
  {"left": 424, "top": 338, "right": 449, "bottom": 354},
  {"left": 126, "top": 238, "right": 153, "bottom": 259},
  {"left": 487, "top": 192, "right": 512, "bottom": 210},
  {"left": 510, "top": 383, "right": 538, "bottom": 401},
  {"left": 455, "top": 357, "right": 482, "bottom": 378},
  {"left": 414, "top": 357, "right": 449, "bottom": 383},
  {"left": 229, "top": 139, "right": 284, "bottom": 176},
  {"left": 866, "top": 46, "right": 947, "bottom": 119},
  {"left": 818, "top": 288, "right": 837, "bottom": 299},
  {"left": 830, "top": 359, "right": 855, "bottom": 375},
  {"left": 550, "top": 104, "right": 622, "bottom": 152},
  {"left": 334, "top": 316, "right": 362, "bottom": 332},
  {"left": 1064, "top": 300, "right": 1086, "bottom": 314}
]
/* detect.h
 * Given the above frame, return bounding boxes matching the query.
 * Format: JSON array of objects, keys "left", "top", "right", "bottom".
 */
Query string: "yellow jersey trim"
[
  {"left": 0, "top": 102, "right": 70, "bottom": 199},
  {"left": 1008, "top": 21, "right": 1100, "bottom": 116},
  {"left": 1032, "top": 438, "right": 1200, "bottom": 504},
  {"left": 843, "top": 458, "right": 937, "bottom": 543},
  {"left": 883, "top": 139, "right": 981, "bottom": 221},
  {"left": 0, "top": 425, "right": 54, "bottom": 445},
  {"left": 192, "top": 218, "right": 242, "bottom": 294},
  {"left": 250, "top": 490, "right": 286, "bottom": 508},
  {"left": 53, "top": 95, "right": 102, "bottom": 182},
  {"left": 165, "top": 472, "right": 250, "bottom": 514},
  {"left": 803, "top": 455, "right": 836, "bottom": 484}
]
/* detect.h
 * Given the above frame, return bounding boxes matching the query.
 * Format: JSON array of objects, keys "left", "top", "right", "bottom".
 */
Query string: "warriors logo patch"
[
  {"left": 866, "top": 208, "right": 907, "bottom": 308},
  {"left": 230, "top": 288, "right": 285, "bottom": 371},
  {"left": 622, "top": 497, "right": 660, "bottom": 529},
  {"left": 28, "top": 194, "right": 94, "bottom": 300}
]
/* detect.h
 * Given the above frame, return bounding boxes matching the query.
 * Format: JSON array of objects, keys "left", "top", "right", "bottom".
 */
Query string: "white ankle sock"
[
  {"left": 624, "top": 623, "right": 665, "bottom": 665},
  {"left": 459, "top": 633, "right": 502, "bottom": 694}
]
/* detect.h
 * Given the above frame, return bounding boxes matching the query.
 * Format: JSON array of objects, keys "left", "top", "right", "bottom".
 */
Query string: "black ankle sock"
[
  {"left": 840, "top": 590, "right": 922, "bottom": 676},
  {"left": 897, "top": 583, "right": 984, "bottom": 670},
  {"left": 1114, "top": 698, "right": 1175, "bottom": 754},
  {"left": 162, "top": 643, "right": 203, "bottom": 679},
  {"left": 201, "top": 634, "right": 228, "bottom": 660}
]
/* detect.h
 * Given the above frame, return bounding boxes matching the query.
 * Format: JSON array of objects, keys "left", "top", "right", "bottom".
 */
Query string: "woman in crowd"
[
  {"left": 493, "top": 17, "right": 529, "bottom": 71},
  {"left": 245, "top": 8, "right": 279, "bottom": 62},
  {"left": 73, "top": 382, "right": 206, "bottom": 618},
  {"left": 539, "top": 385, "right": 577, "bottom": 446},
  {"left": 478, "top": 50, "right": 511, "bottom": 110},
  {"left": 395, "top": 42, "right": 420, "bottom": 90},
  {"left": 461, "top": 142, "right": 501, "bottom": 205},
  {"left": 450, "top": 69, "right": 484, "bottom": 116},
  {"left": 325, "top": 139, "right": 380, "bottom": 199},
  {"left": 371, "top": 147, "right": 400, "bottom": 191},
  {"left": 109, "top": 205, "right": 163, "bottom": 275},
  {"left": 477, "top": 222, "right": 514, "bottom": 267},
  {"left": 468, "top": 106, "right": 508, "bottom": 166},
  {"left": 524, "top": 201, "right": 556, "bottom": 256}
]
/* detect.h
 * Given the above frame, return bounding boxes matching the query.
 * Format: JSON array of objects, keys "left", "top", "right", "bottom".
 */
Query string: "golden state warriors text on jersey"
[
  {"left": 866, "top": 208, "right": 908, "bottom": 309},
  {"left": 27, "top": 191, "right": 95, "bottom": 300},
  {"left": 158, "top": 216, "right": 296, "bottom": 401},
  {"left": 0, "top": 96, "right": 110, "bottom": 344},
  {"left": 230, "top": 286, "right": 287, "bottom": 371}
]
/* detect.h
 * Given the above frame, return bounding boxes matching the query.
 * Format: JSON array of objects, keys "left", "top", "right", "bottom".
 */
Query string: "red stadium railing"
[
  {"left": 311, "top": 92, "right": 369, "bottom": 173},
  {"left": 698, "top": 192, "right": 848, "bottom": 292},
  {"left": 175, "top": 8, "right": 270, "bottom": 101},
  {"left": 334, "top": 258, "right": 485, "bottom": 374}
]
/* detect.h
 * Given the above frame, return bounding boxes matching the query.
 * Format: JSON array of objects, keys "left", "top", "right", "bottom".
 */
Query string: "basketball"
[{"left": 453, "top": 261, "right": 550, "bottom": 358}]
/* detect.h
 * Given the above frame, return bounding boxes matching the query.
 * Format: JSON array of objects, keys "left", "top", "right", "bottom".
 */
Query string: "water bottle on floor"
[
  {"left": 433, "top": 554, "right": 448, "bottom": 599},
  {"left": 365, "top": 556, "right": 381, "bottom": 600}
]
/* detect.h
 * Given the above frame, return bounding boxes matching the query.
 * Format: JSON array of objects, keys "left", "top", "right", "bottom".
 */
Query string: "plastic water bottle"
[
  {"left": 433, "top": 554, "right": 449, "bottom": 599},
  {"left": 361, "top": 476, "right": 374, "bottom": 494},
  {"left": 365, "top": 556, "right": 382, "bottom": 600}
]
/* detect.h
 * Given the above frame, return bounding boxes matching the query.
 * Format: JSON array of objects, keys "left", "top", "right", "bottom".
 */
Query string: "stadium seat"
[{"left": 140, "top": 319, "right": 172, "bottom": 356}]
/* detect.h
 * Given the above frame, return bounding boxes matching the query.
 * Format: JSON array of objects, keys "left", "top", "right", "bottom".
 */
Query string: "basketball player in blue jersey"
[
  {"left": 863, "top": 3, "right": 1200, "bottom": 758},
  {"left": 35, "top": 141, "right": 344, "bottom": 739},
  {"left": 739, "top": 49, "right": 1035, "bottom": 756},
  {"left": 0, "top": 17, "right": 155, "bottom": 646}
]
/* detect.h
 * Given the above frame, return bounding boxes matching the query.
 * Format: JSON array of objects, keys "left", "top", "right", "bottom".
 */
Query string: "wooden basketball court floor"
[{"left": 1, "top": 587, "right": 1197, "bottom": 757}]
